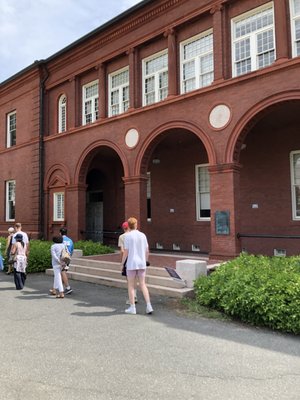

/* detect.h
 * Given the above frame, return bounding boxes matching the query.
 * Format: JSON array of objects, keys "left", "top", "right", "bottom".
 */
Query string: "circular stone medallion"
[
  {"left": 209, "top": 104, "right": 231, "bottom": 129},
  {"left": 125, "top": 128, "right": 139, "bottom": 148}
]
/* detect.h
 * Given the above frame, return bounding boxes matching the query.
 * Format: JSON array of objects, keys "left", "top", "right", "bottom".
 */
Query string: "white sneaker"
[
  {"left": 125, "top": 306, "right": 136, "bottom": 315},
  {"left": 146, "top": 304, "right": 154, "bottom": 314}
]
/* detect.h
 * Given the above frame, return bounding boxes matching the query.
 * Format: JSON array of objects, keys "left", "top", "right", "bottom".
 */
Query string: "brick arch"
[
  {"left": 134, "top": 120, "right": 216, "bottom": 175},
  {"left": 74, "top": 139, "right": 129, "bottom": 185},
  {"left": 226, "top": 91, "right": 300, "bottom": 163},
  {"left": 44, "top": 163, "right": 71, "bottom": 190}
]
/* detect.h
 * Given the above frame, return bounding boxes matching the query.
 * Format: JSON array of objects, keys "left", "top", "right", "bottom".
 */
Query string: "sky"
[{"left": 0, "top": 0, "right": 142, "bottom": 83}]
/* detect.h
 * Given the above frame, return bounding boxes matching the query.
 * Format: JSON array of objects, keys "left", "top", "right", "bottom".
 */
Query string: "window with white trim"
[
  {"left": 58, "top": 95, "right": 67, "bottom": 133},
  {"left": 53, "top": 192, "right": 65, "bottom": 221},
  {"left": 290, "top": 0, "right": 300, "bottom": 57},
  {"left": 6, "top": 180, "right": 16, "bottom": 221},
  {"left": 196, "top": 165, "right": 210, "bottom": 220},
  {"left": 147, "top": 172, "right": 151, "bottom": 221},
  {"left": 82, "top": 80, "right": 99, "bottom": 125},
  {"left": 109, "top": 67, "right": 129, "bottom": 116},
  {"left": 290, "top": 151, "right": 300, "bottom": 219},
  {"left": 143, "top": 50, "right": 168, "bottom": 106},
  {"left": 232, "top": 3, "right": 275, "bottom": 77},
  {"left": 181, "top": 30, "right": 214, "bottom": 94},
  {"left": 7, "top": 111, "right": 16, "bottom": 147}
]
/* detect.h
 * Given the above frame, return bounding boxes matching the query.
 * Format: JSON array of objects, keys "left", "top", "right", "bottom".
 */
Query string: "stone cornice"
[
  {"left": 45, "top": 0, "right": 230, "bottom": 89},
  {"left": 97, "top": 0, "right": 181, "bottom": 47}
]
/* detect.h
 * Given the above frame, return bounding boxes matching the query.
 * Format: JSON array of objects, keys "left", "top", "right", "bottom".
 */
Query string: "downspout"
[{"left": 38, "top": 62, "right": 49, "bottom": 239}]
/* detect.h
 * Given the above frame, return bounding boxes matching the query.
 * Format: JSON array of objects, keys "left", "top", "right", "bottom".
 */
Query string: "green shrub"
[
  {"left": 74, "top": 240, "right": 114, "bottom": 256},
  {"left": 27, "top": 240, "right": 52, "bottom": 273},
  {"left": 0, "top": 237, "right": 114, "bottom": 273},
  {"left": 194, "top": 254, "right": 300, "bottom": 334},
  {"left": 0, "top": 237, "right": 6, "bottom": 257}
]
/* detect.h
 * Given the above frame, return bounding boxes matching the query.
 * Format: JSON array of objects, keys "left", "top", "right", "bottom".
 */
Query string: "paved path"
[{"left": 1, "top": 272, "right": 299, "bottom": 400}]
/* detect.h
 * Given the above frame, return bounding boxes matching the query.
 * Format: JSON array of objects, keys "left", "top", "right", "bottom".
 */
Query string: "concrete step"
[
  {"left": 71, "top": 258, "right": 171, "bottom": 277},
  {"left": 69, "top": 264, "right": 185, "bottom": 289},
  {"left": 45, "top": 258, "right": 192, "bottom": 298},
  {"left": 46, "top": 269, "right": 193, "bottom": 298}
]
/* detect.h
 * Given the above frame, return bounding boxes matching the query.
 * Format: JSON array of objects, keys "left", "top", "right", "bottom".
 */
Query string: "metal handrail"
[{"left": 237, "top": 233, "right": 300, "bottom": 239}]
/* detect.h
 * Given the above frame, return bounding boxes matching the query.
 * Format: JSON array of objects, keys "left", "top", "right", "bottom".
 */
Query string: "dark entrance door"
[{"left": 86, "top": 191, "right": 103, "bottom": 242}]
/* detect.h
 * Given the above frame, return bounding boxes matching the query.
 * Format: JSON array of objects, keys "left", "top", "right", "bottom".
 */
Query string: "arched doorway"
[
  {"left": 231, "top": 100, "right": 300, "bottom": 255},
  {"left": 138, "top": 127, "right": 212, "bottom": 254},
  {"left": 77, "top": 145, "right": 125, "bottom": 245}
]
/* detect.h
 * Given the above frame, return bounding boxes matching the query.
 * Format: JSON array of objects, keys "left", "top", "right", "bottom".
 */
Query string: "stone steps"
[{"left": 46, "top": 256, "right": 194, "bottom": 298}]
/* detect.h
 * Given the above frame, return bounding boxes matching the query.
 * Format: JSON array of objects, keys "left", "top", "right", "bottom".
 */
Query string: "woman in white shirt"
[
  {"left": 50, "top": 236, "right": 65, "bottom": 298},
  {"left": 10, "top": 233, "right": 27, "bottom": 290},
  {"left": 122, "top": 217, "right": 153, "bottom": 315}
]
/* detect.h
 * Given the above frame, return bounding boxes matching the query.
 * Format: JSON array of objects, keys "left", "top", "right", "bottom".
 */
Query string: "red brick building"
[{"left": 1, "top": 0, "right": 300, "bottom": 259}]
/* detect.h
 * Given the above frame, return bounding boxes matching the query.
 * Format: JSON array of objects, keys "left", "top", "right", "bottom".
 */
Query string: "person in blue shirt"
[
  {"left": 60, "top": 227, "right": 74, "bottom": 256},
  {"left": 59, "top": 227, "right": 74, "bottom": 294}
]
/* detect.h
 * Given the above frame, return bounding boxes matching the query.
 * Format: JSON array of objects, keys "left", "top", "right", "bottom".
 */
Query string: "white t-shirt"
[
  {"left": 118, "top": 232, "right": 127, "bottom": 250},
  {"left": 124, "top": 229, "right": 148, "bottom": 270},
  {"left": 12, "top": 231, "right": 29, "bottom": 245}
]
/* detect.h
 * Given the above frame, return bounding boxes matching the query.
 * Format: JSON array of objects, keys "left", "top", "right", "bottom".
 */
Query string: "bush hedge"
[
  {"left": 74, "top": 240, "right": 114, "bottom": 256},
  {"left": 0, "top": 238, "right": 114, "bottom": 273},
  {"left": 194, "top": 254, "right": 300, "bottom": 334}
]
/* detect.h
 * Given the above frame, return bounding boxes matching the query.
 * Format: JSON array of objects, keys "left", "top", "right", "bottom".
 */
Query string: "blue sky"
[{"left": 0, "top": 0, "right": 142, "bottom": 83}]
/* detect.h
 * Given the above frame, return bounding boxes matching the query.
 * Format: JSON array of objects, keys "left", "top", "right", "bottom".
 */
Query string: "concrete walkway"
[{"left": 0, "top": 272, "right": 299, "bottom": 400}]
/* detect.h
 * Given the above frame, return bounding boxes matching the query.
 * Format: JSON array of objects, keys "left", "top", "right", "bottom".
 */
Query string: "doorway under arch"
[
  {"left": 79, "top": 145, "right": 125, "bottom": 245},
  {"left": 138, "top": 127, "right": 211, "bottom": 254},
  {"left": 233, "top": 100, "right": 300, "bottom": 255}
]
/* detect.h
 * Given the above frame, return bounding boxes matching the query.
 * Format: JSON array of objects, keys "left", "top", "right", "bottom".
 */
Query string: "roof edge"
[{"left": 0, "top": 0, "right": 153, "bottom": 86}]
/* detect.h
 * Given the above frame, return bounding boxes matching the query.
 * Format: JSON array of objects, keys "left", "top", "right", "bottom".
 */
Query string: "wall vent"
[
  {"left": 173, "top": 243, "right": 180, "bottom": 251},
  {"left": 192, "top": 244, "right": 200, "bottom": 252},
  {"left": 156, "top": 242, "right": 163, "bottom": 250},
  {"left": 274, "top": 248, "right": 286, "bottom": 257}
]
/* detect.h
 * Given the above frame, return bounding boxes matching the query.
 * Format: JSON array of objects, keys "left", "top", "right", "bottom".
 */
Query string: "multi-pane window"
[
  {"left": 82, "top": 80, "right": 99, "bottom": 125},
  {"left": 147, "top": 172, "right": 151, "bottom": 220},
  {"left": 232, "top": 3, "right": 275, "bottom": 77},
  {"left": 109, "top": 68, "right": 129, "bottom": 116},
  {"left": 290, "top": 0, "right": 300, "bottom": 57},
  {"left": 181, "top": 30, "right": 214, "bottom": 94},
  {"left": 7, "top": 111, "right": 16, "bottom": 147},
  {"left": 196, "top": 165, "right": 210, "bottom": 220},
  {"left": 58, "top": 95, "right": 67, "bottom": 133},
  {"left": 290, "top": 151, "right": 300, "bottom": 219},
  {"left": 143, "top": 50, "right": 168, "bottom": 106},
  {"left": 6, "top": 180, "right": 16, "bottom": 221},
  {"left": 53, "top": 192, "right": 64, "bottom": 221}
]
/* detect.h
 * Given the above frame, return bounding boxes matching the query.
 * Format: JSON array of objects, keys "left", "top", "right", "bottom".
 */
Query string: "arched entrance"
[
  {"left": 137, "top": 126, "right": 212, "bottom": 254},
  {"left": 76, "top": 144, "right": 126, "bottom": 245},
  {"left": 230, "top": 99, "right": 300, "bottom": 256}
]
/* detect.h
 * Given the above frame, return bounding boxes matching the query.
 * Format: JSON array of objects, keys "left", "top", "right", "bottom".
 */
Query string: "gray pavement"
[{"left": 0, "top": 272, "right": 299, "bottom": 400}]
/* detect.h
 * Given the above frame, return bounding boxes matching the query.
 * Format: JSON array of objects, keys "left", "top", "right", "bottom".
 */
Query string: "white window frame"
[
  {"left": 290, "top": 151, "right": 300, "bottom": 220},
  {"left": 7, "top": 110, "right": 16, "bottom": 148},
  {"left": 53, "top": 192, "right": 65, "bottom": 221},
  {"left": 180, "top": 29, "right": 214, "bottom": 94},
  {"left": 290, "top": 0, "right": 300, "bottom": 57},
  {"left": 6, "top": 180, "right": 16, "bottom": 222},
  {"left": 82, "top": 80, "right": 99, "bottom": 125},
  {"left": 147, "top": 171, "right": 151, "bottom": 221},
  {"left": 231, "top": 2, "right": 276, "bottom": 77},
  {"left": 108, "top": 67, "right": 129, "bottom": 117},
  {"left": 58, "top": 94, "right": 67, "bottom": 133},
  {"left": 196, "top": 164, "right": 211, "bottom": 221},
  {"left": 142, "top": 50, "right": 168, "bottom": 106}
]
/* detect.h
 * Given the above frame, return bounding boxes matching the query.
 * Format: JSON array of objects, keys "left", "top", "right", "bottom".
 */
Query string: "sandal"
[
  {"left": 56, "top": 294, "right": 64, "bottom": 299},
  {"left": 49, "top": 289, "right": 57, "bottom": 296}
]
